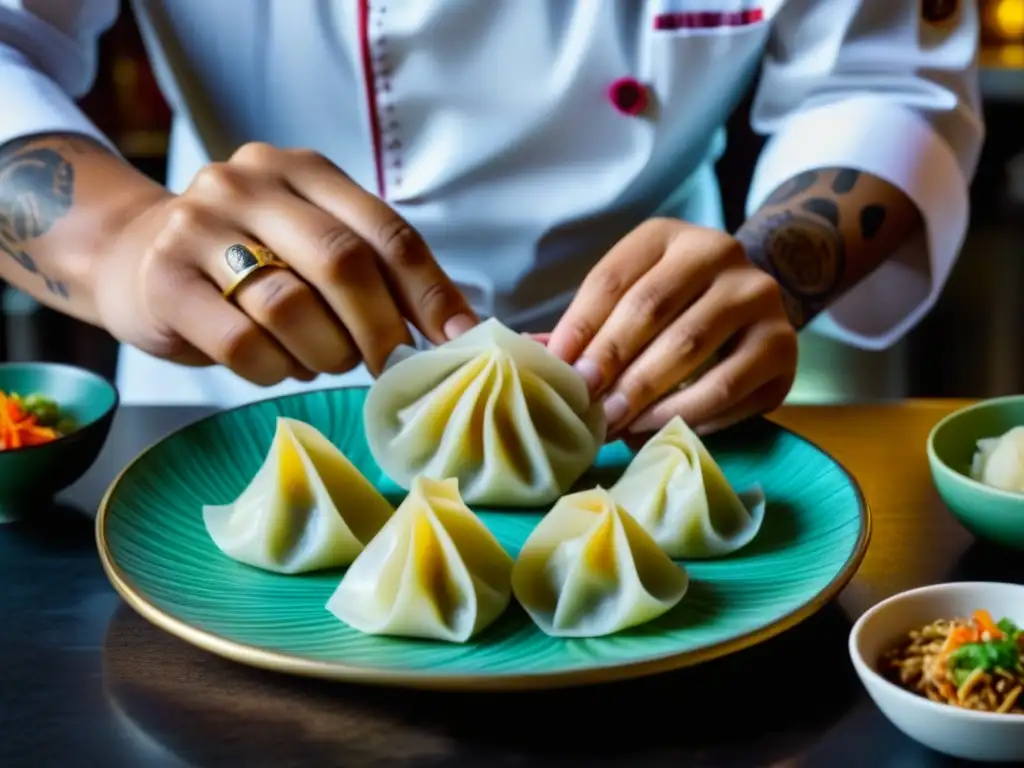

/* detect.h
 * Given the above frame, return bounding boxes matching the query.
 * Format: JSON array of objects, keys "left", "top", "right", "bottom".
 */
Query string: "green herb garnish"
[
  {"left": 949, "top": 639, "right": 1022, "bottom": 673},
  {"left": 998, "top": 618, "right": 1021, "bottom": 636},
  {"left": 18, "top": 393, "right": 76, "bottom": 435},
  {"left": 21, "top": 393, "right": 62, "bottom": 427},
  {"left": 947, "top": 615, "right": 1023, "bottom": 686}
]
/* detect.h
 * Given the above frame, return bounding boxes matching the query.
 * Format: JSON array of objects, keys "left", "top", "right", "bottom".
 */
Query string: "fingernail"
[
  {"left": 602, "top": 393, "right": 629, "bottom": 427},
  {"left": 443, "top": 313, "right": 476, "bottom": 340},
  {"left": 574, "top": 358, "right": 602, "bottom": 393}
]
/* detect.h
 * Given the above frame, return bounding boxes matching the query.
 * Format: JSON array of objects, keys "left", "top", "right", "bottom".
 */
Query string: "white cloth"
[{"left": 0, "top": 0, "right": 983, "bottom": 405}]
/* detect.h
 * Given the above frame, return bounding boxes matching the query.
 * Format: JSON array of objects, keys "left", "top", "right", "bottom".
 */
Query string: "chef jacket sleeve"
[
  {"left": 746, "top": 1, "right": 984, "bottom": 350},
  {"left": 0, "top": 0, "right": 120, "bottom": 151}
]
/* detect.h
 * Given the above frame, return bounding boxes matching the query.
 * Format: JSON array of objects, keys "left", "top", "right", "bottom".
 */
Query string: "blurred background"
[{"left": 4, "top": 0, "right": 1024, "bottom": 404}]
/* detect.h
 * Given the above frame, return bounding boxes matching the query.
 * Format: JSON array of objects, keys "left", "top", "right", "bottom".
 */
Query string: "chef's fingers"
[
  {"left": 547, "top": 219, "right": 674, "bottom": 368},
  {"left": 628, "top": 318, "right": 796, "bottom": 434},
  {"left": 686, "top": 376, "right": 793, "bottom": 436},
  {"left": 602, "top": 267, "right": 779, "bottom": 433},
  {"left": 150, "top": 261, "right": 301, "bottom": 387},
  {"left": 572, "top": 229, "right": 740, "bottom": 403},
  {"left": 231, "top": 143, "right": 478, "bottom": 344},
  {"left": 226, "top": 189, "right": 405, "bottom": 375}
]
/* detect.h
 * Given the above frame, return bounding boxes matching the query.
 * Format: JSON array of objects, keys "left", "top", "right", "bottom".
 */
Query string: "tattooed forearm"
[
  {"left": 0, "top": 131, "right": 163, "bottom": 326},
  {"left": 860, "top": 205, "right": 886, "bottom": 239},
  {"left": 736, "top": 167, "right": 922, "bottom": 329},
  {"left": 0, "top": 134, "right": 99, "bottom": 299},
  {"left": 738, "top": 209, "right": 845, "bottom": 328},
  {"left": 762, "top": 170, "right": 819, "bottom": 205},
  {"left": 831, "top": 169, "right": 860, "bottom": 195},
  {"left": 800, "top": 197, "right": 839, "bottom": 227}
]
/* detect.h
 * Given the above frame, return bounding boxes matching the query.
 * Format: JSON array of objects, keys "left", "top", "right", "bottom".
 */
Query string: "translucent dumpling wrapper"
[
  {"left": 203, "top": 417, "right": 394, "bottom": 574},
  {"left": 610, "top": 416, "right": 765, "bottom": 559},
  {"left": 971, "top": 426, "right": 1024, "bottom": 493},
  {"left": 363, "top": 318, "right": 607, "bottom": 507},
  {"left": 511, "top": 487, "right": 689, "bottom": 638},
  {"left": 327, "top": 476, "right": 514, "bottom": 643}
]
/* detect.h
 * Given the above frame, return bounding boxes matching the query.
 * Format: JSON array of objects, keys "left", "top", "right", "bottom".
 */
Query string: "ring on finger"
[{"left": 222, "top": 243, "right": 291, "bottom": 300}]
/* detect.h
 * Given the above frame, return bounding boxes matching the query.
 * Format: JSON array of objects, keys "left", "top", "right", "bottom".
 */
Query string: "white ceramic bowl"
[{"left": 849, "top": 582, "right": 1024, "bottom": 763}]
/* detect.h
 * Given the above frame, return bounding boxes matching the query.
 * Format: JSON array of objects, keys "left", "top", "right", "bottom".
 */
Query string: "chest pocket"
[
  {"left": 643, "top": 0, "right": 772, "bottom": 79},
  {"left": 647, "top": 0, "right": 772, "bottom": 37},
  {"left": 639, "top": 1, "right": 771, "bottom": 164}
]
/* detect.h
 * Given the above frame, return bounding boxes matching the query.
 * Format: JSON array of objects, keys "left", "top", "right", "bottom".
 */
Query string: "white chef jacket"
[{"left": 0, "top": 0, "right": 983, "bottom": 406}]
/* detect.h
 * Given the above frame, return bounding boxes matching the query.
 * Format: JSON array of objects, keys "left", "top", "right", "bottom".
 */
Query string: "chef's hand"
[
  {"left": 547, "top": 218, "right": 798, "bottom": 437},
  {"left": 96, "top": 143, "right": 476, "bottom": 385}
]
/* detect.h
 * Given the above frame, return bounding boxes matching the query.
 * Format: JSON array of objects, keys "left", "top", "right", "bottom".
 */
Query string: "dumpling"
[
  {"left": 609, "top": 416, "right": 765, "bottom": 559},
  {"left": 971, "top": 426, "right": 1024, "bottom": 493},
  {"left": 363, "top": 318, "right": 606, "bottom": 507},
  {"left": 326, "top": 476, "right": 513, "bottom": 643},
  {"left": 203, "top": 417, "right": 394, "bottom": 574},
  {"left": 511, "top": 487, "right": 688, "bottom": 638}
]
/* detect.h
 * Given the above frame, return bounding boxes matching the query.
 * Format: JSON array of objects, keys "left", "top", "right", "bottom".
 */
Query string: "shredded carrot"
[
  {"left": 0, "top": 393, "right": 11, "bottom": 449},
  {"left": 946, "top": 625, "right": 976, "bottom": 651},
  {"left": 974, "top": 609, "right": 1003, "bottom": 640},
  {"left": 5, "top": 399, "right": 23, "bottom": 421},
  {"left": 0, "top": 390, "right": 62, "bottom": 451},
  {"left": 936, "top": 624, "right": 977, "bottom": 677}
]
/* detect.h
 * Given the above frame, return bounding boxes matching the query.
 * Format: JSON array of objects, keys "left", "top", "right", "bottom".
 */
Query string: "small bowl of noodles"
[{"left": 849, "top": 581, "right": 1024, "bottom": 762}]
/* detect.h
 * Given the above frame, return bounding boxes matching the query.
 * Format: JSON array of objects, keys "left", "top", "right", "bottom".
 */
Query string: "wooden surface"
[
  {"left": 2, "top": 401, "right": 1015, "bottom": 768},
  {"left": 772, "top": 400, "right": 977, "bottom": 617}
]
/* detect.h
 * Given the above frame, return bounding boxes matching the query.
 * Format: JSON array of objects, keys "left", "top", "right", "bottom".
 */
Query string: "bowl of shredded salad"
[
  {"left": 0, "top": 362, "right": 118, "bottom": 522},
  {"left": 850, "top": 582, "right": 1024, "bottom": 762}
]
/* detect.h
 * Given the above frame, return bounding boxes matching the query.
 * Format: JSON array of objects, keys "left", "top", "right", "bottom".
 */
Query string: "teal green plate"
[{"left": 97, "top": 387, "right": 869, "bottom": 691}]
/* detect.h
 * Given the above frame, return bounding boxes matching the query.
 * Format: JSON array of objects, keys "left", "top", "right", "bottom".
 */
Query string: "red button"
[{"left": 608, "top": 77, "right": 648, "bottom": 116}]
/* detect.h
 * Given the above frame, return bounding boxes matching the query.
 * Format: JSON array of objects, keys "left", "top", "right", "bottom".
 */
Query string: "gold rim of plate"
[{"left": 94, "top": 395, "right": 872, "bottom": 692}]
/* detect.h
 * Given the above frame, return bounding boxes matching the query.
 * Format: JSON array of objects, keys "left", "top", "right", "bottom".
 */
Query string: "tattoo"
[
  {"left": 0, "top": 240, "right": 37, "bottom": 273},
  {"left": 0, "top": 135, "right": 84, "bottom": 299},
  {"left": 859, "top": 204, "right": 886, "bottom": 239},
  {"left": 739, "top": 166, "right": 920, "bottom": 330},
  {"left": 46, "top": 277, "right": 69, "bottom": 298},
  {"left": 763, "top": 170, "right": 818, "bottom": 205},
  {"left": 741, "top": 210, "right": 845, "bottom": 300},
  {"left": 0, "top": 148, "right": 74, "bottom": 240},
  {"left": 800, "top": 197, "right": 840, "bottom": 227},
  {"left": 831, "top": 169, "right": 860, "bottom": 195}
]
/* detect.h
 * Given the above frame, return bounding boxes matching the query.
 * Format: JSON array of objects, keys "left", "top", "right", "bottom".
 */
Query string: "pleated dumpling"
[
  {"left": 511, "top": 488, "right": 689, "bottom": 638},
  {"left": 203, "top": 417, "right": 394, "bottom": 574},
  {"left": 609, "top": 416, "right": 765, "bottom": 559},
  {"left": 326, "top": 476, "right": 513, "bottom": 643},
  {"left": 363, "top": 318, "right": 606, "bottom": 507}
]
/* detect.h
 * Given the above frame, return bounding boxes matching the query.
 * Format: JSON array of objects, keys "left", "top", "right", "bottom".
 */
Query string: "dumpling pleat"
[
  {"left": 610, "top": 417, "right": 765, "bottom": 559},
  {"left": 364, "top": 319, "right": 606, "bottom": 507},
  {"left": 327, "top": 477, "right": 514, "bottom": 643},
  {"left": 512, "top": 488, "right": 688, "bottom": 638},
  {"left": 394, "top": 354, "right": 491, "bottom": 479},
  {"left": 203, "top": 418, "right": 394, "bottom": 574},
  {"left": 518, "top": 368, "right": 606, "bottom": 486}
]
